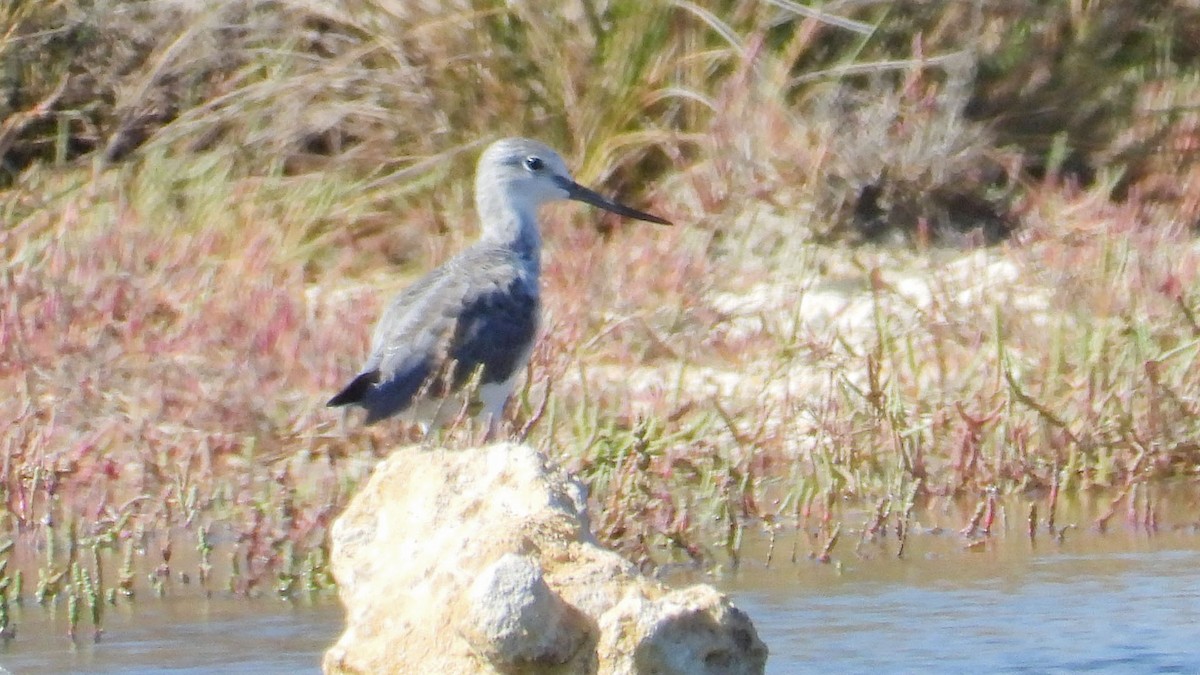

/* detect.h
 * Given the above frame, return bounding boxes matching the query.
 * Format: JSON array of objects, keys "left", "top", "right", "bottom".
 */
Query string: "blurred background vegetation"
[{"left": 4, "top": 0, "right": 1199, "bottom": 245}]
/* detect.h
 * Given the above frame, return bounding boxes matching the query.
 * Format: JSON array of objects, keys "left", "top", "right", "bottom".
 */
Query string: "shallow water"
[
  {"left": 0, "top": 597, "right": 342, "bottom": 674},
  {"left": 718, "top": 529, "right": 1200, "bottom": 674},
  {"left": 2, "top": 530, "right": 1198, "bottom": 674}
]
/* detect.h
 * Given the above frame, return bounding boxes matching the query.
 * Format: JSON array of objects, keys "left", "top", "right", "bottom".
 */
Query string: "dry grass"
[{"left": 1, "top": 0, "right": 1199, "bottom": 632}]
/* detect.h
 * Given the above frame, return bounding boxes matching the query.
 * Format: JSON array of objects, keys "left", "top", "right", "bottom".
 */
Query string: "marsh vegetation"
[{"left": 2, "top": 0, "right": 1199, "bottom": 640}]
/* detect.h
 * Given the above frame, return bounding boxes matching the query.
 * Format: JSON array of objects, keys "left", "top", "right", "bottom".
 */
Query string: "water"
[
  {"left": 0, "top": 598, "right": 342, "bottom": 674},
  {"left": 721, "top": 530, "right": 1200, "bottom": 674},
  {"left": 2, "top": 531, "right": 1198, "bottom": 674}
]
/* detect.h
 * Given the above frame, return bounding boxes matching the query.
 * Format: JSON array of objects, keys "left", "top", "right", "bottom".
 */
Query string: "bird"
[{"left": 327, "top": 137, "right": 671, "bottom": 438}]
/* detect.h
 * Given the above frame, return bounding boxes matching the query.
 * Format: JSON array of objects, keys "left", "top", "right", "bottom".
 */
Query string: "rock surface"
[{"left": 323, "top": 442, "right": 768, "bottom": 675}]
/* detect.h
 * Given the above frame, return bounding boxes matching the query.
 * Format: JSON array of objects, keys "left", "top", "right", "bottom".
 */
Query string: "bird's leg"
[
  {"left": 481, "top": 414, "right": 500, "bottom": 445},
  {"left": 418, "top": 421, "right": 437, "bottom": 448},
  {"left": 475, "top": 375, "right": 513, "bottom": 446},
  {"left": 337, "top": 407, "right": 350, "bottom": 438}
]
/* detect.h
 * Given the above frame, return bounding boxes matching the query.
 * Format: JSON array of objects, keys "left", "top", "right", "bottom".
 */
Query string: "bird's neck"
[{"left": 477, "top": 195, "right": 543, "bottom": 269}]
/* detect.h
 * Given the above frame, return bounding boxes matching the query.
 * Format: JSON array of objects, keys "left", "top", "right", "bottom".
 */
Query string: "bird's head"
[{"left": 476, "top": 137, "right": 671, "bottom": 226}]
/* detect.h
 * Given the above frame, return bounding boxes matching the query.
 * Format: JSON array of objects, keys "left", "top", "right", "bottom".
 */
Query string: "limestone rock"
[
  {"left": 323, "top": 442, "right": 767, "bottom": 675},
  {"left": 463, "top": 553, "right": 586, "bottom": 667},
  {"left": 597, "top": 585, "right": 768, "bottom": 675}
]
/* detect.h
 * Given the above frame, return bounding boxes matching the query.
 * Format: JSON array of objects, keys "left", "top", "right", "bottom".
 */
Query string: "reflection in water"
[{"left": 2, "top": 530, "right": 1198, "bottom": 674}]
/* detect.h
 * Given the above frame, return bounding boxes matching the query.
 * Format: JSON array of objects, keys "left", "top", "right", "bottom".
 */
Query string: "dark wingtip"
[{"left": 327, "top": 370, "right": 381, "bottom": 407}]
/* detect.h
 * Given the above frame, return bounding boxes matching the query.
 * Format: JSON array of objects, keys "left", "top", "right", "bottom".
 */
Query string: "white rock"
[
  {"left": 323, "top": 443, "right": 767, "bottom": 674},
  {"left": 464, "top": 553, "right": 585, "bottom": 667}
]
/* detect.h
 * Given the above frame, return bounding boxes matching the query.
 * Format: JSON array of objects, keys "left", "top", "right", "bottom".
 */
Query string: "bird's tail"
[{"left": 327, "top": 370, "right": 381, "bottom": 407}]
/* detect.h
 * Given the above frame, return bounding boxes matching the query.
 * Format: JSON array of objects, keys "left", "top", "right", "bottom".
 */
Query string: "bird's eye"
[{"left": 524, "top": 156, "right": 544, "bottom": 172}]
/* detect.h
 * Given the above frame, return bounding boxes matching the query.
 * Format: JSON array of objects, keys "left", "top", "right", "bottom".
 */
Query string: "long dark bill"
[{"left": 559, "top": 177, "right": 672, "bottom": 225}]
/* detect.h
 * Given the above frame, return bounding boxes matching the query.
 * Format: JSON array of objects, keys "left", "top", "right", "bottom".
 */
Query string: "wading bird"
[{"left": 327, "top": 137, "right": 671, "bottom": 438}]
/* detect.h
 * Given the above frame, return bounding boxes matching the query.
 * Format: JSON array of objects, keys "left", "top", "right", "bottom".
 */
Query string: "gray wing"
[
  {"left": 329, "top": 248, "right": 538, "bottom": 424},
  {"left": 446, "top": 267, "right": 539, "bottom": 389},
  {"left": 364, "top": 266, "right": 457, "bottom": 376},
  {"left": 326, "top": 264, "right": 454, "bottom": 412}
]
